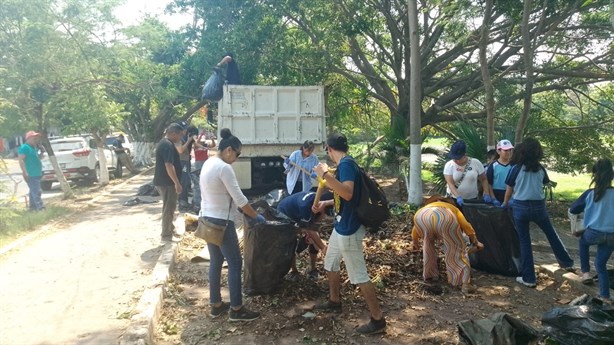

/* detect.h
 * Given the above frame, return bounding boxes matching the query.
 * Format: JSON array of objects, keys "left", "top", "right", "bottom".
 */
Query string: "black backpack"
[{"left": 348, "top": 159, "right": 390, "bottom": 229}]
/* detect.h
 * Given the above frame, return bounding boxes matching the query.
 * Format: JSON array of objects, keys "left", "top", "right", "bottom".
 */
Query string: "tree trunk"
[
  {"left": 407, "top": 0, "right": 423, "bottom": 206},
  {"left": 133, "top": 141, "right": 154, "bottom": 167},
  {"left": 480, "top": 0, "right": 496, "bottom": 150},
  {"left": 37, "top": 107, "right": 73, "bottom": 199},
  {"left": 516, "top": 0, "right": 535, "bottom": 143},
  {"left": 91, "top": 133, "right": 109, "bottom": 186}
]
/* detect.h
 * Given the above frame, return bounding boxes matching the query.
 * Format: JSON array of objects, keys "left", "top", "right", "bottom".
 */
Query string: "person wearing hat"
[
  {"left": 311, "top": 133, "right": 386, "bottom": 335},
  {"left": 111, "top": 134, "right": 137, "bottom": 175},
  {"left": 443, "top": 140, "right": 490, "bottom": 206},
  {"left": 484, "top": 139, "right": 515, "bottom": 205},
  {"left": 18, "top": 131, "right": 45, "bottom": 211},
  {"left": 154, "top": 123, "right": 184, "bottom": 242},
  {"left": 175, "top": 121, "right": 195, "bottom": 211},
  {"left": 278, "top": 190, "right": 333, "bottom": 281}
]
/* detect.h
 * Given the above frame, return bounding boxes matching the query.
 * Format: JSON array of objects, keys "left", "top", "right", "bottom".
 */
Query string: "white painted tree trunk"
[
  {"left": 47, "top": 155, "right": 73, "bottom": 198},
  {"left": 96, "top": 147, "right": 110, "bottom": 186},
  {"left": 407, "top": 0, "right": 423, "bottom": 205},
  {"left": 132, "top": 141, "right": 154, "bottom": 167},
  {"left": 407, "top": 144, "right": 423, "bottom": 205}
]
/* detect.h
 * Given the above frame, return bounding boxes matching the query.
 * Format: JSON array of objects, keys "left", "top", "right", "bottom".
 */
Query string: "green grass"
[
  {"left": 0, "top": 204, "right": 71, "bottom": 248},
  {"left": 548, "top": 171, "right": 592, "bottom": 202}
]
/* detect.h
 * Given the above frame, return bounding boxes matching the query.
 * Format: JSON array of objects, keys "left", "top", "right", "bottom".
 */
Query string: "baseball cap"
[
  {"left": 326, "top": 133, "right": 349, "bottom": 152},
  {"left": 448, "top": 140, "right": 466, "bottom": 160},
  {"left": 497, "top": 139, "right": 514, "bottom": 150},
  {"left": 25, "top": 131, "right": 40, "bottom": 140},
  {"left": 177, "top": 121, "right": 188, "bottom": 129}
]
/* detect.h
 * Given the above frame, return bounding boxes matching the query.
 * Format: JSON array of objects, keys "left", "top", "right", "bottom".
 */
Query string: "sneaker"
[
  {"left": 306, "top": 269, "right": 318, "bottom": 280},
  {"left": 210, "top": 302, "right": 230, "bottom": 318},
  {"left": 562, "top": 266, "right": 576, "bottom": 273},
  {"left": 229, "top": 306, "right": 260, "bottom": 322},
  {"left": 515, "top": 276, "right": 536, "bottom": 288},
  {"left": 286, "top": 271, "right": 300, "bottom": 282},
  {"left": 313, "top": 300, "right": 342, "bottom": 314},
  {"left": 597, "top": 296, "right": 612, "bottom": 305},
  {"left": 355, "top": 317, "right": 386, "bottom": 335},
  {"left": 581, "top": 272, "right": 593, "bottom": 285}
]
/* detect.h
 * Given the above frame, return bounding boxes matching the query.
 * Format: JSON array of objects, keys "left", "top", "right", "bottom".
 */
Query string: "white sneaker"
[{"left": 516, "top": 276, "right": 536, "bottom": 288}]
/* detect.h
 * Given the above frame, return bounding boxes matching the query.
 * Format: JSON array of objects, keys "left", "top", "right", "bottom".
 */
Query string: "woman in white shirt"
[
  {"left": 199, "top": 128, "right": 265, "bottom": 321},
  {"left": 443, "top": 140, "right": 490, "bottom": 206}
]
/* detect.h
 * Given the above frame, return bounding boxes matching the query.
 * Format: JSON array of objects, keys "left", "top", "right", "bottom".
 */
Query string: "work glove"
[
  {"left": 255, "top": 214, "right": 266, "bottom": 224},
  {"left": 456, "top": 196, "right": 464, "bottom": 206},
  {"left": 483, "top": 195, "right": 493, "bottom": 204},
  {"left": 492, "top": 199, "right": 502, "bottom": 207}
]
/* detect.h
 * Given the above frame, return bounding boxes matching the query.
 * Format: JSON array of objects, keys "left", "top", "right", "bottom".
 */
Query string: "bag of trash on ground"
[{"left": 458, "top": 312, "right": 540, "bottom": 345}]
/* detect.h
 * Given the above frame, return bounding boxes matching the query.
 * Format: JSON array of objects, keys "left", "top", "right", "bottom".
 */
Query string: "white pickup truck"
[
  {"left": 40, "top": 135, "right": 121, "bottom": 190},
  {"left": 218, "top": 85, "right": 326, "bottom": 191}
]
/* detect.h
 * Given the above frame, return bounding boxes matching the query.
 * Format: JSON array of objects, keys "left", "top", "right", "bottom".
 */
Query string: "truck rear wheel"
[{"left": 86, "top": 165, "right": 100, "bottom": 185}]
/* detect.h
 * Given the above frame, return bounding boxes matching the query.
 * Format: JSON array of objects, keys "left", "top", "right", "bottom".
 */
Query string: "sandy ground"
[{"left": 0, "top": 171, "right": 166, "bottom": 345}]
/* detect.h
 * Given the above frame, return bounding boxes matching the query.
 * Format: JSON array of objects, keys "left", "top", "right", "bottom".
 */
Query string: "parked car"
[
  {"left": 40, "top": 135, "right": 120, "bottom": 190},
  {"left": 105, "top": 132, "right": 134, "bottom": 157}
]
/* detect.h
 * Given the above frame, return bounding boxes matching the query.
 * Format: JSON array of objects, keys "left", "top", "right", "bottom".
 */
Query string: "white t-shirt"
[
  {"left": 199, "top": 156, "right": 249, "bottom": 221},
  {"left": 443, "top": 157, "right": 485, "bottom": 199}
]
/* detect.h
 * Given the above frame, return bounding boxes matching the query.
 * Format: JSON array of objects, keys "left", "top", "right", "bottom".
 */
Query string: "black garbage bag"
[
  {"left": 462, "top": 202, "right": 521, "bottom": 276},
  {"left": 136, "top": 182, "right": 159, "bottom": 197},
  {"left": 201, "top": 68, "right": 224, "bottom": 102},
  {"left": 458, "top": 312, "right": 540, "bottom": 345},
  {"left": 243, "top": 200, "right": 298, "bottom": 295},
  {"left": 263, "top": 189, "right": 289, "bottom": 208},
  {"left": 542, "top": 294, "right": 614, "bottom": 345}
]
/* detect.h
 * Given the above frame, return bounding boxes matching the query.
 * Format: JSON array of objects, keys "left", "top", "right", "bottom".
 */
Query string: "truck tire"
[
  {"left": 41, "top": 181, "right": 53, "bottom": 191},
  {"left": 114, "top": 162, "right": 123, "bottom": 178},
  {"left": 86, "top": 165, "right": 100, "bottom": 185}
]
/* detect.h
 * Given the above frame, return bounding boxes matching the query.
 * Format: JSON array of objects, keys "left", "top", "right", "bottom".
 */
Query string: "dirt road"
[{"left": 0, "top": 171, "right": 166, "bottom": 345}]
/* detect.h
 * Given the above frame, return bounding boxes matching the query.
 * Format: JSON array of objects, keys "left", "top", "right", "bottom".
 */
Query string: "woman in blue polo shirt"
[
  {"left": 503, "top": 138, "right": 574, "bottom": 288},
  {"left": 569, "top": 158, "right": 614, "bottom": 303}
]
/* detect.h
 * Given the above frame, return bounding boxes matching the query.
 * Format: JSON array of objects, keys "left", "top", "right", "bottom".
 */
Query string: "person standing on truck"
[
  {"left": 18, "top": 131, "right": 45, "bottom": 211},
  {"left": 215, "top": 53, "right": 241, "bottom": 85},
  {"left": 284, "top": 140, "right": 319, "bottom": 195},
  {"left": 175, "top": 122, "right": 195, "bottom": 212},
  {"left": 311, "top": 133, "right": 386, "bottom": 335},
  {"left": 199, "top": 128, "right": 264, "bottom": 321},
  {"left": 111, "top": 133, "right": 137, "bottom": 175},
  {"left": 154, "top": 123, "right": 183, "bottom": 243}
]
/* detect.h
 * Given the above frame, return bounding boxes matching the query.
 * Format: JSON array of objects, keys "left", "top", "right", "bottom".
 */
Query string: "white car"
[
  {"left": 105, "top": 133, "right": 134, "bottom": 157},
  {"left": 40, "top": 136, "right": 120, "bottom": 190}
]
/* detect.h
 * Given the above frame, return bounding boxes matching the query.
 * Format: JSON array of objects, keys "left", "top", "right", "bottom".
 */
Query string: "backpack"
[{"left": 349, "top": 159, "right": 390, "bottom": 229}]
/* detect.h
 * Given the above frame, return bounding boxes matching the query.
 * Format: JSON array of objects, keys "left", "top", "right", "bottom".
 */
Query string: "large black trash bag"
[
  {"left": 458, "top": 312, "right": 540, "bottom": 345},
  {"left": 243, "top": 200, "right": 298, "bottom": 295},
  {"left": 136, "top": 182, "right": 159, "bottom": 197},
  {"left": 462, "top": 202, "right": 521, "bottom": 276},
  {"left": 201, "top": 68, "right": 224, "bottom": 102},
  {"left": 542, "top": 294, "right": 614, "bottom": 345}
]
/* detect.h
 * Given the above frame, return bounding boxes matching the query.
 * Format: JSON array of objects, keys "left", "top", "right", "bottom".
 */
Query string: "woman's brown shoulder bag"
[{"left": 195, "top": 203, "right": 231, "bottom": 246}]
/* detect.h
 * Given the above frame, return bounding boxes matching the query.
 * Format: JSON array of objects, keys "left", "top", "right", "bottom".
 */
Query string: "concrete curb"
[
  {"left": 119, "top": 241, "right": 178, "bottom": 345},
  {"left": 119, "top": 203, "right": 186, "bottom": 345}
]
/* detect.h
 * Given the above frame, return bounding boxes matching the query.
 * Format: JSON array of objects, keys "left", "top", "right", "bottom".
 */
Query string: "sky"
[{"left": 113, "top": 0, "right": 192, "bottom": 30}]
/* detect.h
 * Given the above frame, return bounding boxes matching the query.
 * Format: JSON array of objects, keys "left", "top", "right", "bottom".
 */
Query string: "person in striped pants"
[{"left": 412, "top": 195, "right": 482, "bottom": 293}]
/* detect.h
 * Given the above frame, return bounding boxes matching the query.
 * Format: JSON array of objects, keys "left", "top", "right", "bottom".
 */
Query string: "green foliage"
[{"left": 0, "top": 205, "right": 71, "bottom": 247}]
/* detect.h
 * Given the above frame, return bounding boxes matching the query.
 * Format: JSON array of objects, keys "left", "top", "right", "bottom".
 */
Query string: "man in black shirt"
[
  {"left": 111, "top": 134, "right": 137, "bottom": 174},
  {"left": 154, "top": 123, "right": 184, "bottom": 242}
]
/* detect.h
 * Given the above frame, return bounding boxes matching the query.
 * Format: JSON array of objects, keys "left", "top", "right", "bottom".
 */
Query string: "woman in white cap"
[
  {"left": 484, "top": 139, "right": 514, "bottom": 206},
  {"left": 443, "top": 140, "right": 490, "bottom": 206}
]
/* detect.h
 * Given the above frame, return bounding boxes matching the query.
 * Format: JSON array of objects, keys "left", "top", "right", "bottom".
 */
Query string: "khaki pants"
[
  {"left": 117, "top": 152, "right": 136, "bottom": 173},
  {"left": 156, "top": 185, "right": 177, "bottom": 240}
]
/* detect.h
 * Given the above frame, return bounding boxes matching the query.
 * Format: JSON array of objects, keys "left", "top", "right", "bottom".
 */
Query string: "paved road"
[{"left": 0, "top": 171, "right": 169, "bottom": 345}]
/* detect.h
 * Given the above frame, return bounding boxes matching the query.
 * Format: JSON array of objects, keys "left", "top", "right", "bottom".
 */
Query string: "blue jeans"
[
  {"left": 27, "top": 176, "right": 44, "bottom": 210},
  {"left": 579, "top": 228, "right": 614, "bottom": 299},
  {"left": 206, "top": 218, "right": 243, "bottom": 308},
  {"left": 511, "top": 200, "right": 573, "bottom": 283}
]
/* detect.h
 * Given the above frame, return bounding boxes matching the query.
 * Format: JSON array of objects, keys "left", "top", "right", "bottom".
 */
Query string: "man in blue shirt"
[
  {"left": 18, "top": 131, "right": 44, "bottom": 211},
  {"left": 312, "top": 133, "right": 386, "bottom": 335}
]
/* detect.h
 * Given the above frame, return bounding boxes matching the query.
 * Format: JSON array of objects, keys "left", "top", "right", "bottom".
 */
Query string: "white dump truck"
[{"left": 218, "top": 85, "right": 326, "bottom": 191}]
